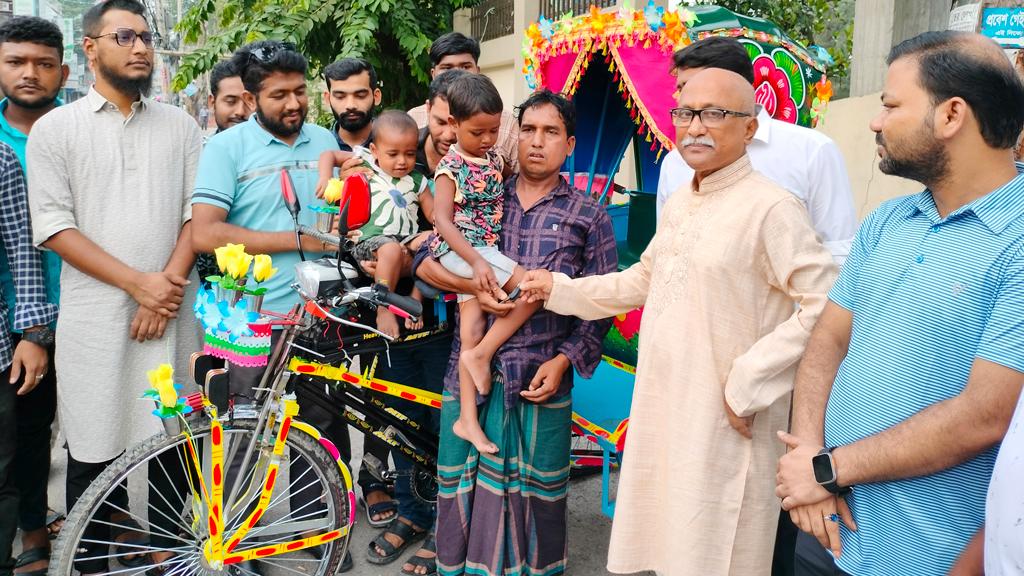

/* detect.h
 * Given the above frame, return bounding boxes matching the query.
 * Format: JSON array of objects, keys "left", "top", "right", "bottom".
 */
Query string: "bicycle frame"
[{"left": 181, "top": 296, "right": 449, "bottom": 568}]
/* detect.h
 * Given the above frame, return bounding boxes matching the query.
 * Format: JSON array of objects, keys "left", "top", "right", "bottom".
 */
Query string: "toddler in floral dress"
[{"left": 430, "top": 74, "right": 541, "bottom": 454}]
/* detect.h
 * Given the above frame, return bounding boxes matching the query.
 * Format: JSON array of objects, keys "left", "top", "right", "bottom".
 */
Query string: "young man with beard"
[
  {"left": 192, "top": 40, "right": 336, "bottom": 315},
  {"left": 191, "top": 41, "right": 359, "bottom": 572},
  {"left": 408, "top": 33, "right": 518, "bottom": 172},
  {"left": 324, "top": 57, "right": 380, "bottom": 151},
  {"left": 0, "top": 16, "right": 67, "bottom": 576},
  {"left": 775, "top": 31, "right": 1024, "bottom": 576},
  {"left": 26, "top": 0, "right": 202, "bottom": 572},
  {"left": 207, "top": 60, "right": 252, "bottom": 133},
  {"left": 414, "top": 69, "right": 464, "bottom": 179}
]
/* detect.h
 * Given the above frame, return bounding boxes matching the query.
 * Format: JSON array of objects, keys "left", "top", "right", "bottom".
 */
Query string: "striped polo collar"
[{"left": 910, "top": 162, "right": 1024, "bottom": 234}]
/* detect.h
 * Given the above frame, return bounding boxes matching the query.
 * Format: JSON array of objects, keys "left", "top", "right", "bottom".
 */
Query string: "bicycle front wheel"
[{"left": 52, "top": 417, "right": 353, "bottom": 576}]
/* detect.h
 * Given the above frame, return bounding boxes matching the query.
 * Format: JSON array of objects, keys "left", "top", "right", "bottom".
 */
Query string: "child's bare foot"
[
  {"left": 460, "top": 346, "right": 492, "bottom": 395},
  {"left": 377, "top": 307, "right": 400, "bottom": 339},
  {"left": 453, "top": 417, "right": 498, "bottom": 454},
  {"left": 405, "top": 290, "right": 424, "bottom": 330}
]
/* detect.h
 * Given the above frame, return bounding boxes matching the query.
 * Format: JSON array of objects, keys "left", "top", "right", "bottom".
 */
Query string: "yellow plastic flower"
[
  {"left": 147, "top": 364, "right": 177, "bottom": 408},
  {"left": 253, "top": 254, "right": 277, "bottom": 283},
  {"left": 226, "top": 251, "right": 254, "bottom": 280},
  {"left": 214, "top": 243, "right": 247, "bottom": 274},
  {"left": 323, "top": 178, "right": 344, "bottom": 204}
]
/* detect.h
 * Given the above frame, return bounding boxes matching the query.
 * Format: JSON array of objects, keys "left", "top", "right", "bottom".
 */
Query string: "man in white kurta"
[
  {"left": 26, "top": 4, "right": 200, "bottom": 487},
  {"left": 523, "top": 69, "right": 838, "bottom": 575}
]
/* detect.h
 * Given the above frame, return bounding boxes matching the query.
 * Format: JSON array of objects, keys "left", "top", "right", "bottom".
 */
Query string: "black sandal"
[
  {"left": 401, "top": 534, "right": 437, "bottom": 576},
  {"left": 14, "top": 547, "right": 49, "bottom": 576},
  {"left": 367, "top": 519, "right": 427, "bottom": 565},
  {"left": 110, "top": 516, "right": 149, "bottom": 568},
  {"left": 45, "top": 509, "right": 65, "bottom": 540}
]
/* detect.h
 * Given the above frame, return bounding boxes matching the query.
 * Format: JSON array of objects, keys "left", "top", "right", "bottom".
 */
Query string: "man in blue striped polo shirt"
[{"left": 774, "top": 31, "right": 1024, "bottom": 576}]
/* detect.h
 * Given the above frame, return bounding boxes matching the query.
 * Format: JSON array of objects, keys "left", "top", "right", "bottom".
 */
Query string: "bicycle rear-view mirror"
[{"left": 338, "top": 172, "right": 371, "bottom": 234}]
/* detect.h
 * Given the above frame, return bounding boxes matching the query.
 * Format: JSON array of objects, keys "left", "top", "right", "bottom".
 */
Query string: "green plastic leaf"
[{"left": 772, "top": 48, "right": 805, "bottom": 108}]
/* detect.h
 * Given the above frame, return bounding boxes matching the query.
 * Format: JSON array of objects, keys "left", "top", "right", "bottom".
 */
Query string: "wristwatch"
[
  {"left": 22, "top": 326, "right": 54, "bottom": 348},
  {"left": 812, "top": 447, "right": 851, "bottom": 495}
]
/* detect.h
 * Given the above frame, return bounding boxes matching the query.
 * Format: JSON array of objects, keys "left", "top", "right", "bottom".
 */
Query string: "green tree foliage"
[
  {"left": 172, "top": 0, "right": 480, "bottom": 109},
  {"left": 695, "top": 0, "right": 855, "bottom": 97}
]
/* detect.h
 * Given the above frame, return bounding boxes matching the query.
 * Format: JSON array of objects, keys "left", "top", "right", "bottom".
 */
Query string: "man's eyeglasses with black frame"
[
  {"left": 88, "top": 28, "right": 154, "bottom": 48},
  {"left": 670, "top": 107, "right": 752, "bottom": 127},
  {"left": 248, "top": 42, "right": 298, "bottom": 65}
]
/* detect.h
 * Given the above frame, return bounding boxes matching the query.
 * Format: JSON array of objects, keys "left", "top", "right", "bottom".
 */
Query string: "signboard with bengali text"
[{"left": 981, "top": 7, "right": 1024, "bottom": 48}]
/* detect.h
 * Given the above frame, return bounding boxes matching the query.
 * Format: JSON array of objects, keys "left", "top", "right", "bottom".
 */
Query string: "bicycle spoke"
[
  {"left": 244, "top": 491, "right": 331, "bottom": 539},
  {"left": 253, "top": 556, "right": 327, "bottom": 576},
  {"left": 145, "top": 471, "right": 202, "bottom": 539},
  {"left": 72, "top": 544, "right": 194, "bottom": 561},
  {"left": 172, "top": 444, "right": 205, "bottom": 529},
  {"left": 79, "top": 551, "right": 200, "bottom": 576},
  {"left": 82, "top": 516, "right": 194, "bottom": 547}
]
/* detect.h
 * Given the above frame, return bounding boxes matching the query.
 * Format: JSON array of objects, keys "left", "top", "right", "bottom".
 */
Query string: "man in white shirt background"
[{"left": 657, "top": 37, "right": 857, "bottom": 266}]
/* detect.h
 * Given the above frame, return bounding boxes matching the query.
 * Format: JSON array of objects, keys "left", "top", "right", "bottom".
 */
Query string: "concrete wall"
[
  {"left": 849, "top": 0, "right": 950, "bottom": 96},
  {"left": 815, "top": 93, "right": 922, "bottom": 220}
]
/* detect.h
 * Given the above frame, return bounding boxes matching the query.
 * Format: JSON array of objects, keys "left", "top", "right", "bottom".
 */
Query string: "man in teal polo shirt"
[
  {"left": 191, "top": 41, "right": 337, "bottom": 314},
  {"left": 775, "top": 31, "right": 1024, "bottom": 576},
  {"left": 0, "top": 16, "right": 68, "bottom": 576},
  {"left": 190, "top": 41, "right": 357, "bottom": 572}
]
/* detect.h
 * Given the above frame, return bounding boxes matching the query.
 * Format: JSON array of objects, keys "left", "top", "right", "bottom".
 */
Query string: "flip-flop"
[
  {"left": 400, "top": 534, "right": 436, "bottom": 576},
  {"left": 111, "top": 516, "right": 150, "bottom": 568},
  {"left": 361, "top": 495, "right": 398, "bottom": 528},
  {"left": 14, "top": 547, "right": 49, "bottom": 576},
  {"left": 45, "top": 509, "right": 65, "bottom": 539},
  {"left": 366, "top": 519, "right": 427, "bottom": 565}
]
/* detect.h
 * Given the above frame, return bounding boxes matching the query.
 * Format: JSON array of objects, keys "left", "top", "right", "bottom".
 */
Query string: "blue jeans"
[{"left": 371, "top": 333, "right": 451, "bottom": 530}]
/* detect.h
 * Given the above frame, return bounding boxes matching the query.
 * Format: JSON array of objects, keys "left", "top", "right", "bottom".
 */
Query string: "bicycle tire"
[{"left": 51, "top": 418, "right": 352, "bottom": 576}]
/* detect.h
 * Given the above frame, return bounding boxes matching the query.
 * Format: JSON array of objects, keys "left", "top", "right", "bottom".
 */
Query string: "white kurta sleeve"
[
  {"left": 545, "top": 240, "right": 652, "bottom": 321},
  {"left": 26, "top": 119, "right": 75, "bottom": 248},
  {"left": 725, "top": 197, "right": 838, "bottom": 417},
  {"left": 805, "top": 140, "right": 857, "bottom": 265},
  {"left": 181, "top": 120, "right": 203, "bottom": 224}
]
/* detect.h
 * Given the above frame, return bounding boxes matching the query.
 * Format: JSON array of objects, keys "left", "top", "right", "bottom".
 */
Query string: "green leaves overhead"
[{"left": 172, "top": 0, "right": 481, "bottom": 108}]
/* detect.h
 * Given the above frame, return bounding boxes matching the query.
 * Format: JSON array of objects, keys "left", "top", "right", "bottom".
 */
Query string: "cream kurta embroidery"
[{"left": 545, "top": 154, "right": 837, "bottom": 576}]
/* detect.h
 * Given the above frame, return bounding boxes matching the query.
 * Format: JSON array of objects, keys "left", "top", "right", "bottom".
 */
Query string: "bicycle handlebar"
[
  {"left": 298, "top": 225, "right": 340, "bottom": 247},
  {"left": 373, "top": 284, "right": 423, "bottom": 319}
]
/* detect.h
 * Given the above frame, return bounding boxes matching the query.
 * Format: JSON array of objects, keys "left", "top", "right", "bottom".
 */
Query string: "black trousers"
[
  {"left": 13, "top": 339, "right": 56, "bottom": 533},
  {"left": 369, "top": 334, "right": 451, "bottom": 531},
  {"left": 773, "top": 509, "right": 799, "bottom": 576},
  {"left": 0, "top": 363, "right": 18, "bottom": 576},
  {"left": 66, "top": 449, "right": 186, "bottom": 574}
]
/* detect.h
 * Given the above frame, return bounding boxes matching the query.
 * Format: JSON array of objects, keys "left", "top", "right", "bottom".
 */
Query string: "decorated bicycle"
[
  {"left": 51, "top": 173, "right": 452, "bottom": 576},
  {"left": 521, "top": 1, "right": 833, "bottom": 516}
]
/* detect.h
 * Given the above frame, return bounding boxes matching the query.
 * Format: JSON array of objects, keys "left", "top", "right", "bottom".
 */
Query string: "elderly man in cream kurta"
[{"left": 522, "top": 68, "right": 837, "bottom": 575}]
